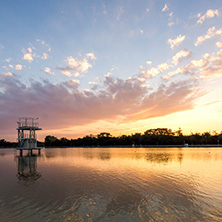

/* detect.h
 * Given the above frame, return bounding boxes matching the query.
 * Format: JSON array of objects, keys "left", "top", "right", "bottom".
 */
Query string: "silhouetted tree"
[{"left": 45, "top": 135, "right": 60, "bottom": 147}]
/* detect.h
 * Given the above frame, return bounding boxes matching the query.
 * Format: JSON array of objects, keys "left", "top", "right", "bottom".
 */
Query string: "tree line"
[
  {"left": 1, "top": 128, "right": 222, "bottom": 148},
  {"left": 0, "top": 139, "right": 17, "bottom": 148},
  {"left": 44, "top": 128, "right": 222, "bottom": 147}
]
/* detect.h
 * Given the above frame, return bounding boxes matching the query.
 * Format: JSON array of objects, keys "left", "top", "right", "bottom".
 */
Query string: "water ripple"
[{"left": 0, "top": 148, "right": 222, "bottom": 221}]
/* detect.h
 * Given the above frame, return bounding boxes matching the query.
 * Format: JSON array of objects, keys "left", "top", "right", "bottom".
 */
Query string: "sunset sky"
[{"left": 1, "top": 0, "right": 222, "bottom": 141}]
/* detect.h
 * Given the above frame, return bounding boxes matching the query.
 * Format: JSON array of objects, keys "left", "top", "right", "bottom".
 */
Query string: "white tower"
[{"left": 17, "top": 117, "right": 42, "bottom": 155}]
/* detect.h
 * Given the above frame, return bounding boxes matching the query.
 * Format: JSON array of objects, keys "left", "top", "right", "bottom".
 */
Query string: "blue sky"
[{"left": 1, "top": 0, "right": 222, "bottom": 140}]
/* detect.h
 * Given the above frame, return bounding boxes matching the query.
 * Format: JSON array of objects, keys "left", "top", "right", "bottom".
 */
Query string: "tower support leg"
[
  {"left": 38, "top": 149, "right": 41, "bottom": 156},
  {"left": 28, "top": 149, "right": 32, "bottom": 156},
  {"left": 20, "top": 149, "right": 23, "bottom": 156}
]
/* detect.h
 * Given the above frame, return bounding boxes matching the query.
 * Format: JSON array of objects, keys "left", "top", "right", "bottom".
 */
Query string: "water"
[{"left": 0, "top": 148, "right": 222, "bottom": 221}]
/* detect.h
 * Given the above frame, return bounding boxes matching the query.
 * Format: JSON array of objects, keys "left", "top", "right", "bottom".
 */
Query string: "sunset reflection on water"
[{"left": 0, "top": 148, "right": 222, "bottom": 221}]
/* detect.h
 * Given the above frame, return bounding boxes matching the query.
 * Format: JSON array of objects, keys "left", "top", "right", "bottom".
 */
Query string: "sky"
[{"left": 1, "top": 0, "right": 222, "bottom": 141}]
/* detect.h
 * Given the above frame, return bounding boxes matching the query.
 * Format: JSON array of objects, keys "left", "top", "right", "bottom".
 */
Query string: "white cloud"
[
  {"left": 146, "top": 61, "right": 152, "bottom": 65},
  {"left": 41, "top": 53, "right": 49, "bottom": 60},
  {"left": 158, "top": 63, "right": 170, "bottom": 72},
  {"left": 41, "top": 67, "right": 54, "bottom": 75},
  {"left": 21, "top": 40, "right": 51, "bottom": 64},
  {"left": 102, "top": 3, "right": 107, "bottom": 14},
  {"left": 190, "top": 59, "right": 206, "bottom": 68},
  {"left": 141, "top": 62, "right": 170, "bottom": 78},
  {"left": 162, "top": 63, "right": 196, "bottom": 80},
  {"left": 169, "top": 12, "right": 173, "bottom": 17},
  {"left": 41, "top": 40, "right": 51, "bottom": 51},
  {"left": 68, "top": 57, "right": 92, "bottom": 73},
  {"left": 197, "top": 9, "right": 220, "bottom": 24},
  {"left": 86, "top": 53, "right": 96, "bottom": 60},
  {"left": 74, "top": 72, "right": 80, "bottom": 77},
  {"left": 162, "top": 4, "right": 169, "bottom": 12},
  {"left": 15, "top": 64, "right": 23, "bottom": 70},
  {"left": 116, "top": 6, "right": 124, "bottom": 20},
  {"left": 172, "top": 49, "right": 191, "bottom": 65},
  {"left": 61, "top": 71, "right": 72, "bottom": 77},
  {"left": 65, "top": 79, "right": 80, "bottom": 88},
  {"left": 146, "top": 8, "right": 150, "bottom": 12},
  {"left": 88, "top": 81, "right": 97, "bottom": 85},
  {"left": 58, "top": 53, "right": 96, "bottom": 76},
  {"left": 105, "top": 72, "right": 111, "bottom": 78},
  {"left": 36, "top": 39, "right": 51, "bottom": 51},
  {"left": 168, "top": 34, "right": 186, "bottom": 49},
  {"left": 5, "top": 72, "right": 13, "bottom": 76},
  {"left": 5, "top": 58, "right": 11, "bottom": 63},
  {"left": 162, "top": 71, "right": 177, "bottom": 80},
  {"left": 23, "top": 53, "right": 33, "bottom": 62},
  {"left": 168, "top": 22, "right": 174, "bottom": 27},
  {"left": 216, "top": 41, "right": 222, "bottom": 48},
  {"left": 137, "top": 77, "right": 146, "bottom": 82},
  {"left": 140, "top": 29, "right": 144, "bottom": 34},
  {"left": 200, "top": 49, "right": 222, "bottom": 77},
  {"left": 32, "top": 53, "right": 40, "bottom": 58},
  {"left": 195, "top": 26, "right": 222, "bottom": 46},
  {"left": 9, "top": 64, "right": 13, "bottom": 68}
]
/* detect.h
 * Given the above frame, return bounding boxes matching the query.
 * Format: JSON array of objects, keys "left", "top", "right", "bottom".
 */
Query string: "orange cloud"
[{"left": 0, "top": 73, "right": 203, "bottom": 136}]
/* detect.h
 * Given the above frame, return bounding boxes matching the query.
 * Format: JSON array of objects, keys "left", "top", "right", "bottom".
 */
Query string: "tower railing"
[
  {"left": 17, "top": 118, "right": 39, "bottom": 128},
  {"left": 17, "top": 134, "right": 37, "bottom": 139}
]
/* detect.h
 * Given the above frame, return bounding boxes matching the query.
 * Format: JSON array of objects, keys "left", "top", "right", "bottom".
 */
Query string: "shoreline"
[{"left": 1, "top": 144, "right": 222, "bottom": 149}]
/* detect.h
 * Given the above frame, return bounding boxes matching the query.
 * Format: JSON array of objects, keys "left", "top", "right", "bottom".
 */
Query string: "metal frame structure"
[{"left": 17, "top": 117, "right": 42, "bottom": 155}]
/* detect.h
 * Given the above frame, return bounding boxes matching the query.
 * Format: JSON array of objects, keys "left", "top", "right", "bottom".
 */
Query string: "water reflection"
[
  {"left": 98, "top": 152, "right": 111, "bottom": 160},
  {"left": 81, "top": 148, "right": 184, "bottom": 164},
  {"left": 0, "top": 148, "right": 221, "bottom": 221},
  {"left": 145, "top": 152, "right": 172, "bottom": 163},
  {"left": 15, "top": 154, "right": 41, "bottom": 181}
]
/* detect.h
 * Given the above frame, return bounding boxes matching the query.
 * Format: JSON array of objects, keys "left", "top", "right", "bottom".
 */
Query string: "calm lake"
[{"left": 0, "top": 147, "right": 222, "bottom": 221}]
